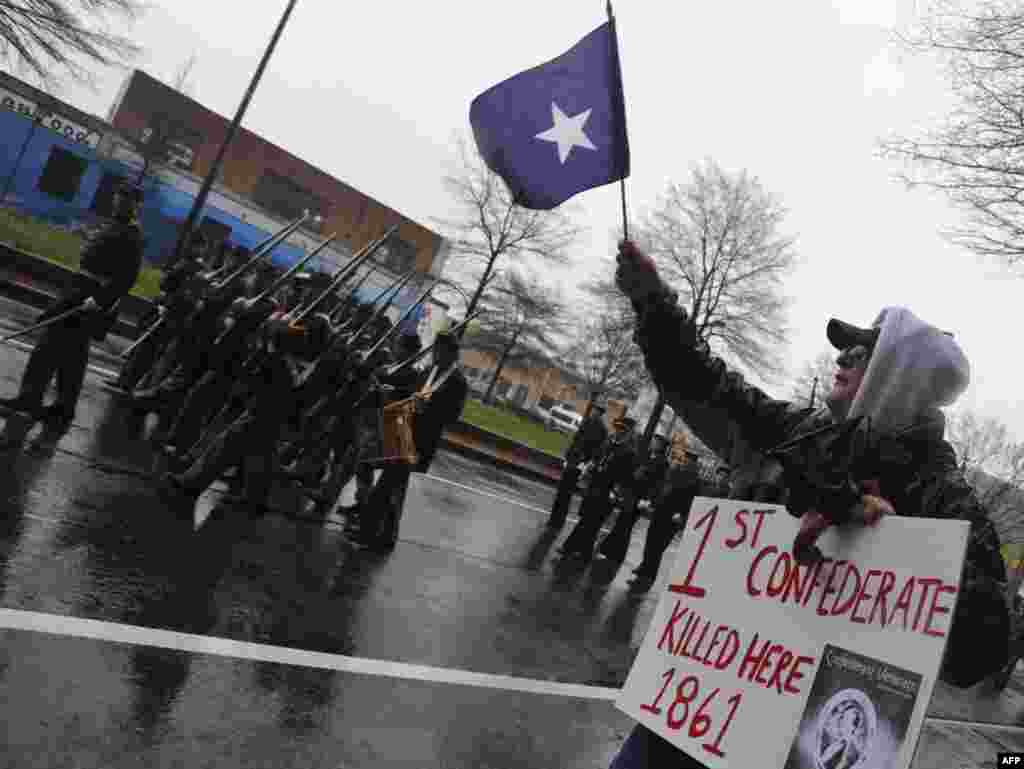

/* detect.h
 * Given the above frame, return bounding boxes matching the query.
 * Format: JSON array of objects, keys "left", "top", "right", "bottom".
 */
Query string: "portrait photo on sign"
[{"left": 784, "top": 644, "right": 922, "bottom": 769}]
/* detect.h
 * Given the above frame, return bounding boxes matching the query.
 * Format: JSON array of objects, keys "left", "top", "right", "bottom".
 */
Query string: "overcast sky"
[{"left": 50, "top": 0, "right": 1022, "bottom": 440}]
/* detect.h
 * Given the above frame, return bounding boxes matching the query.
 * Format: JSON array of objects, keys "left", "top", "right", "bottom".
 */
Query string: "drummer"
[{"left": 350, "top": 326, "right": 468, "bottom": 550}]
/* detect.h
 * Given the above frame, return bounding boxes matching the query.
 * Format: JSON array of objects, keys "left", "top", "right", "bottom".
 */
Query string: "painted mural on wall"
[{"left": 0, "top": 107, "right": 428, "bottom": 326}]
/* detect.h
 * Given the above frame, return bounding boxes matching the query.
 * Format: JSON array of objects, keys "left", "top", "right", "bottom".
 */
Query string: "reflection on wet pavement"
[{"left": 0, "top": 340, "right": 1022, "bottom": 767}]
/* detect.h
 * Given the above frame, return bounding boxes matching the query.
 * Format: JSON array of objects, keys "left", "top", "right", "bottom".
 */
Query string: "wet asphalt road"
[{"left": 0, "top": 325, "right": 1022, "bottom": 767}]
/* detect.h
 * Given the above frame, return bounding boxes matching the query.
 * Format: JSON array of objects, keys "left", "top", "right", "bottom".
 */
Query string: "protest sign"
[{"left": 616, "top": 497, "right": 969, "bottom": 769}]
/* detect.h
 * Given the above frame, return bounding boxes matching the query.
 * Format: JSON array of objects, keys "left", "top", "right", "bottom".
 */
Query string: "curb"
[{"left": 440, "top": 437, "right": 560, "bottom": 488}]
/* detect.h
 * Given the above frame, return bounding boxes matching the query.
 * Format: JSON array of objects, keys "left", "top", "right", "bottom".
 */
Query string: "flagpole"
[{"left": 607, "top": 0, "right": 630, "bottom": 241}]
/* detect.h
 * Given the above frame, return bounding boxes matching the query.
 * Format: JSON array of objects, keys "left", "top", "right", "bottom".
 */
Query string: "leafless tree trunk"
[
  {"left": 568, "top": 278, "right": 648, "bottom": 412},
  {"left": 790, "top": 349, "right": 837, "bottom": 408},
  {"left": 434, "top": 139, "right": 584, "bottom": 328},
  {"left": 946, "top": 408, "right": 1024, "bottom": 556},
  {"left": 879, "top": 0, "right": 1024, "bottom": 273},
  {"left": 631, "top": 158, "right": 796, "bottom": 382},
  {"left": 472, "top": 270, "right": 565, "bottom": 405},
  {"left": 0, "top": 0, "right": 143, "bottom": 86},
  {"left": 172, "top": 52, "right": 198, "bottom": 98}
]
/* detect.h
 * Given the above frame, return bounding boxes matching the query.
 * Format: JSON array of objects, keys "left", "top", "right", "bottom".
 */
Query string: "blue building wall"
[
  {"left": 0, "top": 108, "right": 311, "bottom": 270},
  {"left": 0, "top": 108, "right": 426, "bottom": 326}
]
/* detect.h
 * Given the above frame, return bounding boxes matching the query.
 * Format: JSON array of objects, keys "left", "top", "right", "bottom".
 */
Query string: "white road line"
[
  {"left": 424, "top": 473, "right": 552, "bottom": 516},
  {"left": 0, "top": 608, "right": 1016, "bottom": 734},
  {"left": 924, "top": 716, "right": 1024, "bottom": 734},
  {"left": 6, "top": 338, "right": 118, "bottom": 379},
  {"left": 0, "top": 608, "right": 620, "bottom": 701}
]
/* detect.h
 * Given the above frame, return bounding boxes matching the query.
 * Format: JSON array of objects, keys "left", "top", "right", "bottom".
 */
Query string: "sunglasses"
[{"left": 836, "top": 345, "right": 872, "bottom": 370}]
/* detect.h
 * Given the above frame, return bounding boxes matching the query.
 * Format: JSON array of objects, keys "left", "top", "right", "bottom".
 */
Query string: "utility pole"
[{"left": 169, "top": 0, "right": 300, "bottom": 265}]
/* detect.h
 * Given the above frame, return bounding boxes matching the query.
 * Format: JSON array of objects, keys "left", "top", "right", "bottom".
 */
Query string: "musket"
[
  {"left": 118, "top": 213, "right": 309, "bottom": 360},
  {"left": 0, "top": 304, "right": 87, "bottom": 344},
  {"left": 201, "top": 219, "right": 302, "bottom": 282},
  {"left": 347, "top": 271, "right": 417, "bottom": 339},
  {"left": 289, "top": 225, "right": 399, "bottom": 323},
  {"left": 361, "top": 280, "right": 438, "bottom": 362},
  {"left": 383, "top": 310, "right": 481, "bottom": 376},
  {"left": 249, "top": 233, "right": 337, "bottom": 306},
  {"left": 213, "top": 211, "right": 311, "bottom": 292},
  {"left": 327, "top": 257, "right": 383, "bottom": 323},
  {"left": 207, "top": 234, "right": 337, "bottom": 351}
]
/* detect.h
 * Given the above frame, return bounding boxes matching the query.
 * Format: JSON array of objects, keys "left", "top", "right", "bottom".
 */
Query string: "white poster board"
[{"left": 616, "top": 497, "right": 969, "bottom": 769}]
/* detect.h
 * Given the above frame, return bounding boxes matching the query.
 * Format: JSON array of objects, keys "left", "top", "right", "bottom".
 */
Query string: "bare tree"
[
  {"left": 473, "top": 270, "right": 565, "bottom": 405},
  {"left": 0, "top": 0, "right": 143, "bottom": 86},
  {"left": 566, "top": 277, "right": 648, "bottom": 412},
  {"left": 632, "top": 158, "right": 796, "bottom": 382},
  {"left": 434, "top": 139, "right": 584, "bottom": 324},
  {"left": 947, "top": 408, "right": 1024, "bottom": 526},
  {"left": 171, "top": 52, "right": 197, "bottom": 98},
  {"left": 790, "top": 349, "right": 837, "bottom": 408},
  {"left": 879, "top": 0, "right": 1024, "bottom": 272}
]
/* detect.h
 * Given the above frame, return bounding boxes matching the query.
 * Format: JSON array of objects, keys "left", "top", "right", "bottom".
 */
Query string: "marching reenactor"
[
  {"left": 596, "top": 433, "right": 671, "bottom": 564},
  {"left": 112, "top": 231, "right": 211, "bottom": 392},
  {"left": 350, "top": 327, "right": 468, "bottom": 551},
  {"left": 630, "top": 452, "right": 702, "bottom": 586},
  {"left": 334, "top": 331, "right": 424, "bottom": 521},
  {"left": 558, "top": 415, "right": 638, "bottom": 561},
  {"left": 0, "top": 181, "right": 144, "bottom": 428},
  {"left": 159, "top": 315, "right": 329, "bottom": 515},
  {"left": 548, "top": 403, "right": 608, "bottom": 529}
]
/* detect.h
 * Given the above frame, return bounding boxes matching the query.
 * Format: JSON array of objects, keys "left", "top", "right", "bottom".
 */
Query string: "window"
[
  {"left": 38, "top": 147, "right": 88, "bottom": 202},
  {"left": 91, "top": 171, "right": 130, "bottom": 217},
  {"left": 253, "top": 170, "right": 325, "bottom": 222},
  {"left": 510, "top": 383, "right": 529, "bottom": 405},
  {"left": 141, "top": 112, "right": 201, "bottom": 172},
  {"left": 379, "top": 237, "right": 416, "bottom": 272}
]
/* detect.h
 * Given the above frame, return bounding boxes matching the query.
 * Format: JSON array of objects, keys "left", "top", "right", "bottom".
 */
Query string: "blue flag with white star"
[{"left": 469, "top": 18, "right": 630, "bottom": 211}]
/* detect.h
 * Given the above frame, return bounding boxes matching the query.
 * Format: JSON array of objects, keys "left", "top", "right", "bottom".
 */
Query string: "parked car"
[{"left": 547, "top": 405, "right": 582, "bottom": 434}]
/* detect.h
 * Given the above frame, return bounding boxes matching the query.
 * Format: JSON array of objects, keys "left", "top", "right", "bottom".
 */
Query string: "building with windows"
[
  {"left": 459, "top": 343, "right": 632, "bottom": 417},
  {"left": 0, "top": 69, "right": 450, "bottom": 336},
  {"left": 104, "top": 70, "right": 446, "bottom": 275}
]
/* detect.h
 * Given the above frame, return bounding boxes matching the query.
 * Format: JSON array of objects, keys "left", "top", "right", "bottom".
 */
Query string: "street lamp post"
[{"left": 169, "top": 0, "right": 300, "bottom": 266}]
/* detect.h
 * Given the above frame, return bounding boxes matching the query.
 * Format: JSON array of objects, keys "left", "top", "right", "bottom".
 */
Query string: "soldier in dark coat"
[
  {"left": 548, "top": 404, "right": 609, "bottom": 529},
  {"left": 1, "top": 181, "right": 144, "bottom": 427},
  {"left": 597, "top": 433, "right": 671, "bottom": 564},
  {"left": 631, "top": 454, "right": 702, "bottom": 585},
  {"left": 352, "top": 328, "right": 468, "bottom": 551},
  {"left": 113, "top": 231, "right": 210, "bottom": 391},
  {"left": 607, "top": 238, "right": 1010, "bottom": 769},
  {"left": 558, "top": 415, "right": 638, "bottom": 561}
]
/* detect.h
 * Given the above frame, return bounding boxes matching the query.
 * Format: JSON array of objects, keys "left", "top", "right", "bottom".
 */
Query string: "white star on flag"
[{"left": 534, "top": 102, "right": 597, "bottom": 164}]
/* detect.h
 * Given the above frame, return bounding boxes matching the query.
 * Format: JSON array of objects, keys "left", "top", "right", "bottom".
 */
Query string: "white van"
[{"left": 547, "top": 405, "right": 583, "bottom": 434}]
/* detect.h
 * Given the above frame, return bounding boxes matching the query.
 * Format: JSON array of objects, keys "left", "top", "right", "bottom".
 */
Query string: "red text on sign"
[
  {"left": 641, "top": 666, "right": 744, "bottom": 759},
  {"left": 736, "top": 632, "right": 815, "bottom": 695},
  {"left": 745, "top": 546, "right": 957, "bottom": 637},
  {"left": 724, "top": 508, "right": 776, "bottom": 550},
  {"left": 668, "top": 506, "right": 719, "bottom": 598}
]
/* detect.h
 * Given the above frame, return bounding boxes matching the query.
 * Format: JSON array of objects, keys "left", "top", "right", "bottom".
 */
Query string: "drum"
[{"left": 365, "top": 397, "right": 418, "bottom": 467}]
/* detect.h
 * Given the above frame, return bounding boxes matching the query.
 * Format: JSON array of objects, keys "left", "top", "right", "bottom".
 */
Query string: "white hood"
[{"left": 847, "top": 306, "right": 970, "bottom": 434}]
